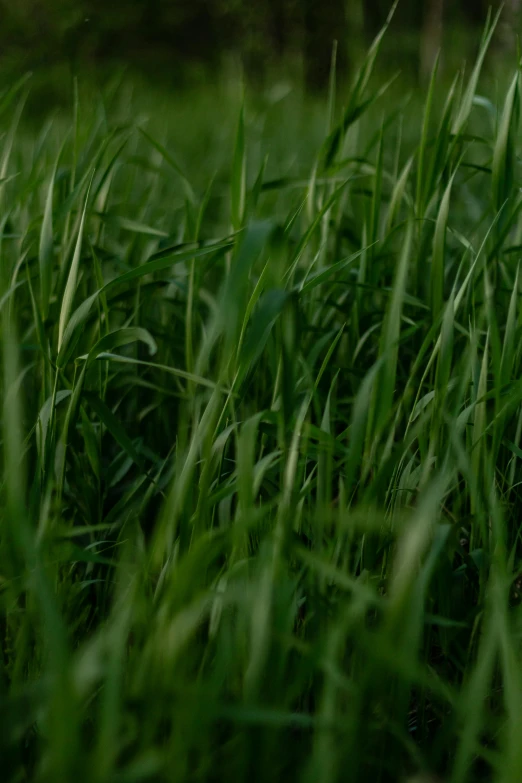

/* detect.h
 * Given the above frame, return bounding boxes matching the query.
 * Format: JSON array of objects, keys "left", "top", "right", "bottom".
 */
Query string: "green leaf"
[
  {"left": 231, "top": 103, "right": 246, "bottom": 231},
  {"left": 451, "top": 7, "right": 501, "bottom": 137},
  {"left": 39, "top": 137, "right": 68, "bottom": 319},
  {"left": 431, "top": 169, "right": 456, "bottom": 319},
  {"left": 58, "top": 171, "right": 95, "bottom": 351},
  {"left": 138, "top": 126, "right": 195, "bottom": 204},
  {"left": 83, "top": 391, "right": 146, "bottom": 472},
  {"left": 83, "top": 327, "right": 157, "bottom": 369},
  {"left": 492, "top": 71, "right": 520, "bottom": 213},
  {"left": 56, "top": 239, "right": 232, "bottom": 367}
]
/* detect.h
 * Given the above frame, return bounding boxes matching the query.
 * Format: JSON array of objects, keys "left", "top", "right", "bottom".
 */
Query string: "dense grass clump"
[{"left": 3, "top": 9, "right": 522, "bottom": 782}]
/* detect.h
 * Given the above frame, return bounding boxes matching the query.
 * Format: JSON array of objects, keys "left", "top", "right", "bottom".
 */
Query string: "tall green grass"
[{"left": 1, "top": 10, "right": 522, "bottom": 782}]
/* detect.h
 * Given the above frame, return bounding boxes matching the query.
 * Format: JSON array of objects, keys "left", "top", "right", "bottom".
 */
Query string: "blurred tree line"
[{"left": 0, "top": 0, "right": 515, "bottom": 88}]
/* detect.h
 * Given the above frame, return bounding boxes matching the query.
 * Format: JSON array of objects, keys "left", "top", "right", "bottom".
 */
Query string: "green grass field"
[{"left": 2, "top": 8, "right": 522, "bottom": 782}]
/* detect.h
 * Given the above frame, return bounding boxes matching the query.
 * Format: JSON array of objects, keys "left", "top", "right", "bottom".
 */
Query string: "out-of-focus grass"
[{"left": 2, "top": 8, "right": 522, "bottom": 783}]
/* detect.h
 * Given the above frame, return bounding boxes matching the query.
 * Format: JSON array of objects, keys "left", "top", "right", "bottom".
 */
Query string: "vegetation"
[
  {"left": 3, "top": 7, "right": 522, "bottom": 782},
  {"left": 0, "top": 0, "right": 511, "bottom": 89}
]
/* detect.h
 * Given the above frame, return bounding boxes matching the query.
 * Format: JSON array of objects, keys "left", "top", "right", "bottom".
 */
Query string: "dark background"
[{"left": 0, "top": 1, "right": 517, "bottom": 91}]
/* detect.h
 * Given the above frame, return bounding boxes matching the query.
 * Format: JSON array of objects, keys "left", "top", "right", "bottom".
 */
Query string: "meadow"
[{"left": 2, "top": 8, "right": 522, "bottom": 782}]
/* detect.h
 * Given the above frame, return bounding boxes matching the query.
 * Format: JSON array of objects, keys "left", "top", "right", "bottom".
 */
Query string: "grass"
[{"left": 2, "top": 8, "right": 522, "bottom": 782}]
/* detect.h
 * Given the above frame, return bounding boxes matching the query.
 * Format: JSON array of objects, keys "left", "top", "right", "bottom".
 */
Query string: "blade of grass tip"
[
  {"left": 350, "top": 0, "right": 398, "bottom": 103},
  {"left": 327, "top": 40, "right": 338, "bottom": 135},
  {"left": 79, "top": 405, "right": 100, "bottom": 481},
  {"left": 57, "top": 169, "right": 95, "bottom": 352},
  {"left": 0, "top": 91, "right": 28, "bottom": 201},
  {"left": 7, "top": 250, "right": 29, "bottom": 323},
  {"left": 60, "top": 78, "right": 80, "bottom": 262},
  {"left": 88, "top": 353, "right": 225, "bottom": 393},
  {"left": 36, "top": 388, "right": 71, "bottom": 468},
  {"left": 0, "top": 72, "right": 31, "bottom": 118},
  {"left": 231, "top": 101, "right": 246, "bottom": 232},
  {"left": 307, "top": 160, "right": 318, "bottom": 224},
  {"left": 484, "top": 263, "right": 502, "bottom": 401},
  {"left": 108, "top": 237, "right": 233, "bottom": 288},
  {"left": 492, "top": 70, "right": 520, "bottom": 215},
  {"left": 83, "top": 326, "right": 157, "bottom": 369},
  {"left": 322, "top": 73, "right": 398, "bottom": 173},
  {"left": 500, "top": 263, "right": 520, "bottom": 390},
  {"left": 33, "top": 112, "right": 57, "bottom": 164},
  {"left": 315, "top": 43, "right": 340, "bottom": 275},
  {"left": 507, "top": 406, "right": 522, "bottom": 492},
  {"left": 393, "top": 111, "right": 403, "bottom": 181},
  {"left": 74, "top": 328, "right": 159, "bottom": 479},
  {"left": 90, "top": 241, "right": 110, "bottom": 338},
  {"left": 372, "top": 222, "right": 413, "bottom": 438},
  {"left": 186, "top": 176, "right": 215, "bottom": 379},
  {"left": 40, "top": 135, "right": 68, "bottom": 320},
  {"left": 236, "top": 249, "right": 273, "bottom": 359},
  {"left": 354, "top": 220, "right": 369, "bottom": 323},
  {"left": 279, "top": 292, "right": 299, "bottom": 444},
  {"left": 26, "top": 264, "right": 51, "bottom": 376},
  {"left": 344, "top": 357, "right": 385, "bottom": 498},
  {"left": 152, "top": 386, "right": 224, "bottom": 565},
  {"left": 138, "top": 126, "right": 195, "bottom": 204},
  {"left": 197, "top": 221, "right": 274, "bottom": 377},
  {"left": 369, "top": 123, "right": 384, "bottom": 248},
  {"left": 313, "top": 325, "right": 345, "bottom": 394},
  {"left": 426, "top": 70, "right": 461, "bottom": 196},
  {"left": 431, "top": 169, "right": 457, "bottom": 320},
  {"left": 247, "top": 153, "right": 268, "bottom": 219},
  {"left": 386, "top": 156, "right": 414, "bottom": 233},
  {"left": 416, "top": 50, "right": 440, "bottom": 218},
  {"left": 451, "top": 6, "right": 501, "bottom": 138},
  {"left": 290, "top": 179, "right": 351, "bottom": 276},
  {"left": 55, "top": 363, "right": 87, "bottom": 500},
  {"left": 236, "top": 286, "right": 290, "bottom": 387},
  {"left": 434, "top": 288, "right": 455, "bottom": 417},
  {"left": 72, "top": 76, "right": 79, "bottom": 190},
  {"left": 317, "top": 372, "right": 338, "bottom": 546},
  {"left": 83, "top": 391, "right": 147, "bottom": 473},
  {"left": 236, "top": 413, "right": 264, "bottom": 521},
  {"left": 56, "top": 131, "right": 116, "bottom": 228},
  {"left": 299, "top": 245, "right": 372, "bottom": 294},
  {"left": 92, "top": 133, "right": 130, "bottom": 213},
  {"left": 405, "top": 206, "right": 507, "bottom": 438},
  {"left": 321, "top": 0, "right": 398, "bottom": 170},
  {"left": 471, "top": 332, "right": 489, "bottom": 518},
  {"left": 56, "top": 239, "right": 233, "bottom": 369}
]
